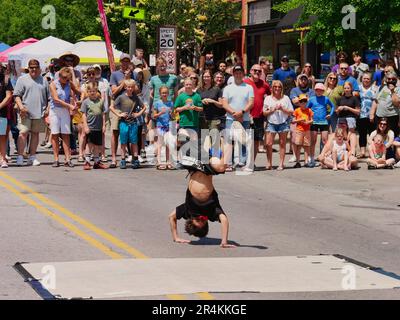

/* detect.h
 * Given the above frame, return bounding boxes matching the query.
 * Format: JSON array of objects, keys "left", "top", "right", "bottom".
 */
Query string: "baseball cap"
[
  {"left": 315, "top": 83, "right": 326, "bottom": 91},
  {"left": 120, "top": 53, "right": 131, "bottom": 62},
  {"left": 299, "top": 73, "right": 308, "bottom": 79},
  {"left": 281, "top": 55, "right": 289, "bottom": 62},
  {"left": 298, "top": 93, "right": 309, "bottom": 102},
  {"left": 233, "top": 65, "right": 244, "bottom": 73},
  {"left": 93, "top": 64, "right": 101, "bottom": 70}
]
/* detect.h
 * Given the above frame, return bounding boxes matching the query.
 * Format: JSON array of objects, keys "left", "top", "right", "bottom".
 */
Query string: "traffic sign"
[
  {"left": 122, "top": 7, "right": 145, "bottom": 21},
  {"left": 159, "top": 27, "right": 176, "bottom": 50},
  {"left": 158, "top": 26, "right": 177, "bottom": 74}
]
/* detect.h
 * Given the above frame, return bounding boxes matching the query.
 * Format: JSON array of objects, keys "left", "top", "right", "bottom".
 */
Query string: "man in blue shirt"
[
  {"left": 290, "top": 74, "right": 316, "bottom": 109},
  {"left": 272, "top": 56, "right": 296, "bottom": 83},
  {"left": 338, "top": 62, "right": 360, "bottom": 93}
]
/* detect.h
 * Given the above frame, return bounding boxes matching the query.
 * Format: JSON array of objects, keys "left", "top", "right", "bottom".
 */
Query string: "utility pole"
[{"left": 129, "top": 0, "right": 136, "bottom": 58}]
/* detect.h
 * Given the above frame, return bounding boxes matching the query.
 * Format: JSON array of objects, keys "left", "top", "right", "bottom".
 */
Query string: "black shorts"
[
  {"left": 87, "top": 130, "right": 103, "bottom": 146},
  {"left": 310, "top": 124, "right": 329, "bottom": 132},
  {"left": 251, "top": 117, "right": 265, "bottom": 141},
  {"left": 176, "top": 189, "right": 224, "bottom": 221}
]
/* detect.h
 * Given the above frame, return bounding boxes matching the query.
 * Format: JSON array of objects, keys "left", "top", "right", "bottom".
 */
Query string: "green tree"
[
  {"left": 104, "top": 0, "right": 241, "bottom": 60},
  {"left": 273, "top": 0, "right": 400, "bottom": 52},
  {"left": 0, "top": 0, "right": 101, "bottom": 45}
]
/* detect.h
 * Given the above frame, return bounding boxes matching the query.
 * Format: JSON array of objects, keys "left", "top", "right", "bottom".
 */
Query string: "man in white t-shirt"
[{"left": 222, "top": 65, "right": 254, "bottom": 171}]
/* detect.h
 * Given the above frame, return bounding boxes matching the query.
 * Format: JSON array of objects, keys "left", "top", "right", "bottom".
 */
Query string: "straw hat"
[
  {"left": 134, "top": 67, "right": 151, "bottom": 83},
  {"left": 58, "top": 52, "right": 80, "bottom": 67}
]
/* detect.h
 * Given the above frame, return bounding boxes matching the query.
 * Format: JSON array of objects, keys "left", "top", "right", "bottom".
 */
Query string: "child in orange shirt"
[{"left": 292, "top": 94, "right": 314, "bottom": 168}]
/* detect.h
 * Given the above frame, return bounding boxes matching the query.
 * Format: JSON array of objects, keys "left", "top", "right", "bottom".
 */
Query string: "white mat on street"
[{"left": 19, "top": 255, "right": 400, "bottom": 299}]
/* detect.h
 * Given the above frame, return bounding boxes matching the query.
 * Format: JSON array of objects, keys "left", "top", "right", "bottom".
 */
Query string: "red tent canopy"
[{"left": 0, "top": 38, "right": 38, "bottom": 63}]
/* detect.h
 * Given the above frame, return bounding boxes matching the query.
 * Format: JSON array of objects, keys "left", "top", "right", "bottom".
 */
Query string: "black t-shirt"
[
  {"left": 337, "top": 95, "right": 360, "bottom": 118},
  {"left": 0, "top": 75, "right": 13, "bottom": 118},
  {"left": 198, "top": 86, "right": 225, "bottom": 120}
]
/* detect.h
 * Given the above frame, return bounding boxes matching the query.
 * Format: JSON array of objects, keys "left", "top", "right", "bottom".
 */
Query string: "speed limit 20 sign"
[{"left": 158, "top": 26, "right": 177, "bottom": 74}]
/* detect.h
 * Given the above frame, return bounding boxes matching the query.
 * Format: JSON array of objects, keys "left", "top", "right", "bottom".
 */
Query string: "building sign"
[
  {"left": 248, "top": 0, "right": 271, "bottom": 25},
  {"left": 158, "top": 26, "right": 177, "bottom": 74},
  {"left": 281, "top": 26, "right": 311, "bottom": 33}
]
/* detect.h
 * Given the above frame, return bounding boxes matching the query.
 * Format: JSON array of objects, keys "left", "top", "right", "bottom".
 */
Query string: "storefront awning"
[{"left": 276, "top": 6, "right": 316, "bottom": 33}]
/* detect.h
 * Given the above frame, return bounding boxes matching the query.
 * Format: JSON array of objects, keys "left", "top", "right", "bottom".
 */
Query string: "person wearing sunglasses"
[
  {"left": 369, "top": 71, "right": 400, "bottom": 137},
  {"left": 288, "top": 73, "right": 315, "bottom": 163},
  {"left": 337, "top": 63, "right": 359, "bottom": 94},
  {"left": 272, "top": 55, "right": 296, "bottom": 83},
  {"left": 301, "top": 63, "right": 316, "bottom": 89},
  {"left": 263, "top": 80, "right": 293, "bottom": 170},
  {"left": 244, "top": 64, "right": 271, "bottom": 167},
  {"left": 13, "top": 59, "right": 50, "bottom": 166},
  {"left": 331, "top": 51, "right": 353, "bottom": 75},
  {"left": 368, "top": 118, "right": 395, "bottom": 162},
  {"left": 357, "top": 72, "right": 377, "bottom": 158},
  {"left": 323, "top": 72, "right": 343, "bottom": 132}
]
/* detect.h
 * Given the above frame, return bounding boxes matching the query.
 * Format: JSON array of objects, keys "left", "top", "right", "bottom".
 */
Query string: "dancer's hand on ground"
[
  {"left": 174, "top": 238, "right": 191, "bottom": 244},
  {"left": 220, "top": 242, "right": 236, "bottom": 248}
]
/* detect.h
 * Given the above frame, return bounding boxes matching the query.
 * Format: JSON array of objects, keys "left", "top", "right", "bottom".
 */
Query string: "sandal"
[
  {"left": 109, "top": 162, "right": 117, "bottom": 169},
  {"left": 277, "top": 166, "right": 284, "bottom": 171},
  {"left": 225, "top": 166, "right": 233, "bottom": 172},
  {"left": 64, "top": 160, "right": 74, "bottom": 168},
  {"left": 167, "top": 164, "right": 176, "bottom": 170},
  {"left": 156, "top": 164, "right": 167, "bottom": 170}
]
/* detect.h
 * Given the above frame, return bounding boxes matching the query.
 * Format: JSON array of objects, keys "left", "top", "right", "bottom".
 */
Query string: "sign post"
[
  {"left": 157, "top": 26, "right": 177, "bottom": 74},
  {"left": 97, "top": 0, "right": 116, "bottom": 72}
]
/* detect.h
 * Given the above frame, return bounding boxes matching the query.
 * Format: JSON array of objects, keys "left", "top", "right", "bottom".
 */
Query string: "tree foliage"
[
  {"left": 0, "top": 0, "right": 241, "bottom": 59},
  {"left": 105, "top": 0, "right": 241, "bottom": 56},
  {"left": 0, "top": 0, "right": 101, "bottom": 45},
  {"left": 273, "top": 0, "right": 400, "bottom": 52}
]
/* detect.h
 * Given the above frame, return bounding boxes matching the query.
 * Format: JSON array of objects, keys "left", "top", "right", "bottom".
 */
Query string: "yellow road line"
[
  {"left": 0, "top": 178, "right": 123, "bottom": 260},
  {"left": 196, "top": 292, "right": 215, "bottom": 300},
  {"left": 0, "top": 171, "right": 211, "bottom": 300},
  {"left": 0, "top": 172, "right": 148, "bottom": 260}
]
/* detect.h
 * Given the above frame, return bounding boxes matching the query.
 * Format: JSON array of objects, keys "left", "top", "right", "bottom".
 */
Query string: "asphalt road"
[{"left": 1, "top": 143, "right": 400, "bottom": 300}]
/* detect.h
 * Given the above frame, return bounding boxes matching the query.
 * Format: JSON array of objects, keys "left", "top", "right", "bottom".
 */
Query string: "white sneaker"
[
  {"left": 5, "top": 155, "right": 11, "bottom": 161},
  {"left": 127, "top": 155, "right": 133, "bottom": 163},
  {"left": 16, "top": 155, "right": 24, "bottom": 166},
  {"left": 27, "top": 157, "right": 41, "bottom": 166},
  {"left": 138, "top": 155, "right": 146, "bottom": 163},
  {"left": 394, "top": 160, "right": 400, "bottom": 168},
  {"left": 1, "top": 161, "right": 8, "bottom": 168},
  {"left": 45, "top": 142, "right": 52, "bottom": 148},
  {"left": 288, "top": 155, "right": 297, "bottom": 163}
]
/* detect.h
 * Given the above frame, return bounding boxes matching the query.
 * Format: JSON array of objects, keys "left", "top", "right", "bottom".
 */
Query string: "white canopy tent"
[
  {"left": 69, "top": 35, "right": 124, "bottom": 66},
  {"left": 8, "top": 36, "right": 73, "bottom": 69}
]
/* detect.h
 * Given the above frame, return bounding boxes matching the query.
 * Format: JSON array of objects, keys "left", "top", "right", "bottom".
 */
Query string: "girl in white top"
[{"left": 331, "top": 128, "right": 351, "bottom": 171}]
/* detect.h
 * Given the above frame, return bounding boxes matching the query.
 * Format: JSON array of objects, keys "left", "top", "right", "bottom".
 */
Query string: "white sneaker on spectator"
[
  {"left": 288, "top": 155, "right": 297, "bottom": 163},
  {"left": 127, "top": 155, "right": 133, "bottom": 163},
  {"left": 28, "top": 157, "right": 40, "bottom": 166},
  {"left": 45, "top": 142, "right": 52, "bottom": 148},
  {"left": 16, "top": 155, "right": 24, "bottom": 166},
  {"left": 5, "top": 155, "right": 11, "bottom": 161},
  {"left": 138, "top": 155, "right": 146, "bottom": 163},
  {"left": 1, "top": 161, "right": 8, "bottom": 168},
  {"left": 394, "top": 160, "right": 400, "bottom": 168}
]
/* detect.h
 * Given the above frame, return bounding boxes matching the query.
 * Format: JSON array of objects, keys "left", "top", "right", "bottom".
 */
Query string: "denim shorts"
[
  {"left": 266, "top": 121, "right": 290, "bottom": 133},
  {"left": 338, "top": 117, "right": 356, "bottom": 129},
  {"left": 119, "top": 121, "right": 138, "bottom": 145}
]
